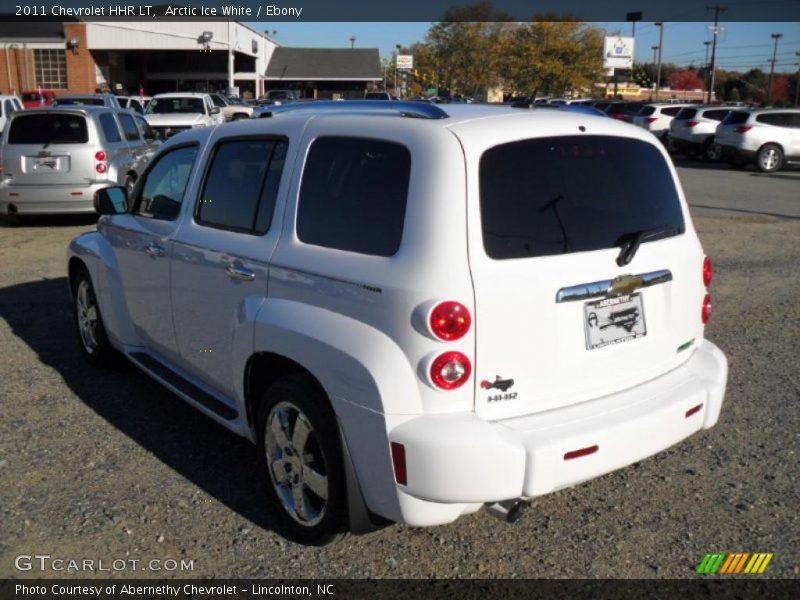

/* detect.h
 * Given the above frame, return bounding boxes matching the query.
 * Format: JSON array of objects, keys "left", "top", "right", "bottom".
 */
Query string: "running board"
[{"left": 128, "top": 352, "right": 238, "bottom": 421}]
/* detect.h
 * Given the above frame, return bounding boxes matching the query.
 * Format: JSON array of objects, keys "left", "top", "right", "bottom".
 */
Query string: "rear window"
[
  {"left": 54, "top": 97, "right": 105, "bottom": 106},
  {"left": 480, "top": 136, "right": 685, "bottom": 260},
  {"left": 638, "top": 106, "right": 656, "bottom": 117},
  {"left": 661, "top": 106, "right": 683, "bottom": 116},
  {"left": 724, "top": 111, "right": 751, "bottom": 125},
  {"left": 675, "top": 108, "right": 697, "bottom": 120},
  {"left": 8, "top": 113, "right": 89, "bottom": 145},
  {"left": 703, "top": 109, "right": 731, "bottom": 121}
]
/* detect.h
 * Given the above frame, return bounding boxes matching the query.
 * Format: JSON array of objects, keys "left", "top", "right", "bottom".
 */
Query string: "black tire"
[
  {"left": 756, "top": 144, "right": 783, "bottom": 173},
  {"left": 72, "top": 268, "right": 116, "bottom": 367},
  {"left": 703, "top": 137, "right": 722, "bottom": 162},
  {"left": 256, "top": 374, "right": 348, "bottom": 546},
  {"left": 0, "top": 214, "right": 20, "bottom": 227},
  {"left": 232, "top": 113, "right": 248, "bottom": 121}
]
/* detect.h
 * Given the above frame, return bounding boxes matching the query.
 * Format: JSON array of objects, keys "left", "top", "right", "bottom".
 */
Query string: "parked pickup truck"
[{"left": 67, "top": 101, "right": 728, "bottom": 545}]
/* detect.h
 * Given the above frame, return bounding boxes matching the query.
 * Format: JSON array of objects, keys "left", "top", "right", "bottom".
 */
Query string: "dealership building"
[{"left": 0, "top": 21, "right": 382, "bottom": 99}]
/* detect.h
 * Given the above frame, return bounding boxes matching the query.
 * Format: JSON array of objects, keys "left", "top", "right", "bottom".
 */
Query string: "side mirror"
[
  {"left": 95, "top": 186, "right": 128, "bottom": 215},
  {"left": 210, "top": 107, "right": 220, "bottom": 115}
]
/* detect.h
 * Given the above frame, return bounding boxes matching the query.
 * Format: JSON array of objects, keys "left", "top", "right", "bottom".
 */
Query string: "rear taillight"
[
  {"left": 734, "top": 126, "right": 753, "bottom": 134},
  {"left": 612, "top": 113, "right": 625, "bottom": 120},
  {"left": 94, "top": 150, "right": 107, "bottom": 161},
  {"left": 686, "top": 121, "right": 699, "bottom": 128},
  {"left": 702, "top": 294, "right": 712, "bottom": 324},
  {"left": 644, "top": 117, "right": 658, "bottom": 123},
  {"left": 429, "top": 301, "right": 471, "bottom": 341},
  {"left": 430, "top": 351, "right": 471, "bottom": 390},
  {"left": 95, "top": 163, "right": 107, "bottom": 174},
  {"left": 95, "top": 150, "right": 107, "bottom": 175},
  {"left": 703, "top": 257, "right": 713, "bottom": 287}
]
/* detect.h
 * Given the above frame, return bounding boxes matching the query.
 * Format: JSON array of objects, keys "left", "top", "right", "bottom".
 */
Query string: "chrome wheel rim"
[
  {"left": 707, "top": 143, "right": 721, "bottom": 161},
  {"left": 76, "top": 280, "right": 99, "bottom": 354},
  {"left": 265, "top": 401, "right": 328, "bottom": 526},
  {"left": 760, "top": 149, "right": 779, "bottom": 171}
]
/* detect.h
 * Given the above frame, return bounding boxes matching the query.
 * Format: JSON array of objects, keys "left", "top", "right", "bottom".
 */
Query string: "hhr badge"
[{"left": 481, "top": 376, "right": 517, "bottom": 402}]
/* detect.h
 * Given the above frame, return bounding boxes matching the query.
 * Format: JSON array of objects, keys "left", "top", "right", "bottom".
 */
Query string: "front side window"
[
  {"left": 134, "top": 145, "right": 198, "bottom": 220},
  {"left": 211, "top": 94, "right": 227, "bottom": 108},
  {"left": 297, "top": 137, "right": 411, "bottom": 257},
  {"left": 134, "top": 115, "right": 156, "bottom": 142},
  {"left": 196, "top": 138, "right": 287, "bottom": 233},
  {"left": 480, "top": 136, "right": 685, "bottom": 260}
]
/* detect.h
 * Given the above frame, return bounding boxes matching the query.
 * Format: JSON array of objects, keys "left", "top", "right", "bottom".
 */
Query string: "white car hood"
[{"left": 145, "top": 113, "right": 205, "bottom": 126}]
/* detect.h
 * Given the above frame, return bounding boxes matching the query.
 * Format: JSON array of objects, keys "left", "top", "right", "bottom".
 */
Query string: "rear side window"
[
  {"left": 8, "top": 113, "right": 88, "bottom": 144},
  {"left": 704, "top": 109, "right": 730, "bottom": 121},
  {"left": 675, "top": 108, "right": 697, "bottom": 119},
  {"left": 755, "top": 113, "right": 790, "bottom": 127},
  {"left": 480, "top": 136, "right": 685, "bottom": 260},
  {"left": 297, "top": 137, "right": 411, "bottom": 257},
  {"left": 118, "top": 113, "right": 141, "bottom": 141},
  {"left": 196, "top": 138, "right": 287, "bottom": 233},
  {"left": 724, "top": 111, "right": 751, "bottom": 125},
  {"left": 134, "top": 115, "right": 156, "bottom": 142},
  {"left": 99, "top": 113, "right": 122, "bottom": 142},
  {"left": 661, "top": 106, "right": 683, "bottom": 116},
  {"left": 639, "top": 106, "right": 656, "bottom": 117}
]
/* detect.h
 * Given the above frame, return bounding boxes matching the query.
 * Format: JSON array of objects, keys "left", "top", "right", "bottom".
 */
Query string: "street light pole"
[
  {"left": 766, "top": 33, "right": 783, "bottom": 105},
  {"left": 394, "top": 44, "right": 401, "bottom": 98},
  {"left": 349, "top": 36, "right": 356, "bottom": 49},
  {"left": 794, "top": 51, "right": 800, "bottom": 107},
  {"left": 706, "top": 5, "right": 726, "bottom": 104},
  {"left": 655, "top": 22, "right": 664, "bottom": 100}
]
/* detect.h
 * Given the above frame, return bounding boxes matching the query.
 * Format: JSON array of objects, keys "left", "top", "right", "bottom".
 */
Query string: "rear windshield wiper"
[{"left": 615, "top": 225, "right": 679, "bottom": 267}]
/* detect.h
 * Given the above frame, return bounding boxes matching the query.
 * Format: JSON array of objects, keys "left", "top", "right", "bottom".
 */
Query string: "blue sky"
[{"left": 250, "top": 21, "right": 800, "bottom": 73}]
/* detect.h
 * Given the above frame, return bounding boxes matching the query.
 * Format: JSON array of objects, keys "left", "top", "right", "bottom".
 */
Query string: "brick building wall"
[
  {"left": 0, "top": 48, "right": 35, "bottom": 95},
  {"left": 64, "top": 24, "right": 98, "bottom": 93}
]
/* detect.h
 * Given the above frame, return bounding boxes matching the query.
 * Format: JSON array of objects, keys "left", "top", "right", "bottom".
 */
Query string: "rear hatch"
[
  {"left": 633, "top": 105, "right": 656, "bottom": 127},
  {"left": 715, "top": 110, "right": 751, "bottom": 146},
  {"left": 670, "top": 107, "right": 698, "bottom": 139},
  {"left": 454, "top": 121, "right": 705, "bottom": 420},
  {"left": 4, "top": 112, "right": 96, "bottom": 186}
]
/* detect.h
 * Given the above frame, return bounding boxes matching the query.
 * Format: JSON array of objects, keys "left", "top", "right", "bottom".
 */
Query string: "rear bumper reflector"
[
  {"left": 685, "top": 403, "right": 703, "bottom": 418},
  {"left": 70, "top": 192, "right": 83, "bottom": 196},
  {"left": 390, "top": 442, "right": 407, "bottom": 485},
  {"left": 564, "top": 445, "right": 599, "bottom": 460}
]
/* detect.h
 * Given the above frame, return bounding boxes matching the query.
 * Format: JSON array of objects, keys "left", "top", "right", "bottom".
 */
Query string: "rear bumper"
[
  {"left": 0, "top": 181, "right": 107, "bottom": 214},
  {"left": 387, "top": 339, "right": 727, "bottom": 524}
]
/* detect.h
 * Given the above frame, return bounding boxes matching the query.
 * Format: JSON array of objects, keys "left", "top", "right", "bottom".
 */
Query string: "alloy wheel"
[{"left": 75, "top": 280, "right": 99, "bottom": 354}]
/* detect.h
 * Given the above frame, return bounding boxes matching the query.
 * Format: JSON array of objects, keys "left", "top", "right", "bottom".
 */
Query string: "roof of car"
[
  {"left": 152, "top": 92, "right": 210, "bottom": 98},
  {"left": 747, "top": 107, "right": 800, "bottom": 114}
]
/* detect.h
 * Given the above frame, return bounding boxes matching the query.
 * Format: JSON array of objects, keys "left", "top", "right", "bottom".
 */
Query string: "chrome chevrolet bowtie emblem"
[{"left": 608, "top": 274, "right": 644, "bottom": 297}]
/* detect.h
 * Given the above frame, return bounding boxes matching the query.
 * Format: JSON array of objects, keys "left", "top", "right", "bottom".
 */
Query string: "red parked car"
[{"left": 21, "top": 90, "right": 56, "bottom": 108}]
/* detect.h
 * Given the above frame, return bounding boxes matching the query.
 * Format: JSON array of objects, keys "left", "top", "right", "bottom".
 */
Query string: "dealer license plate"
[{"left": 583, "top": 293, "right": 647, "bottom": 350}]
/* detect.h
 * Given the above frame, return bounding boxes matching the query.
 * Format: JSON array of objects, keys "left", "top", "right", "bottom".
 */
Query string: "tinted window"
[
  {"left": 135, "top": 145, "right": 198, "bottom": 220},
  {"left": 661, "top": 106, "right": 682, "bottom": 116},
  {"left": 639, "top": 106, "right": 656, "bottom": 117},
  {"left": 22, "top": 93, "right": 41, "bottom": 102},
  {"left": 704, "top": 109, "right": 730, "bottom": 122},
  {"left": 675, "top": 108, "right": 697, "bottom": 119},
  {"left": 297, "top": 137, "right": 411, "bottom": 257},
  {"left": 755, "top": 113, "right": 790, "bottom": 127},
  {"left": 3, "top": 99, "right": 15, "bottom": 117},
  {"left": 480, "top": 136, "right": 685, "bottom": 260},
  {"left": 197, "top": 139, "right": 287, "bottom": 233},
  {"left": 99, "top": 113, "right": 122, "bottom": 142},
  {"left": 118, "top": 113, "right": 140, "bottom": 142},
  {"left": 8, "top": 113, "right": 88, "bottom": 144},
  {"left": 211, "top": 94, "right": 227, "bottom": 107},
  {"left": 54, "top": 97, "right": 105, "bottom": 106},
  {"left": 146, "top": 97, "right": 205, "bottom": 114},
  {"left": 724, "top": 111, "right": 751, "bottom": 125},
  {"left": 134, "top": 115, "right": 156, "bottom": 142},
  {"left": 791, "top": 114, "right": 800, "bottom": 128},
  {"left": 129, "top": 99, "right": 143, "bottom": 114}
]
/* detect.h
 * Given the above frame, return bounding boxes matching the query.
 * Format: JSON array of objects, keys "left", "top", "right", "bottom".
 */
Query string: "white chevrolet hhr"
[{"left": 67, "top": 101, "right": 727, "bottom": 544}]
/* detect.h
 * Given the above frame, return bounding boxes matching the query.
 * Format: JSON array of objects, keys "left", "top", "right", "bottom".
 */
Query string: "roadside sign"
[
  {"left": 396, "top": 55, "right": 413, "bottom": 70},
  {"left": 603, "top": 36, "right": 634, "bottom": 69}
]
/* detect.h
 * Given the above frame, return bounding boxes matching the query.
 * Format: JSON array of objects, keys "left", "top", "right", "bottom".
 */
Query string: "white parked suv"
[
  {"left": 144, "top": 92, "right": 224, "bottom": 141},
  {"left": 715, "top": 108, "right": 800, "bottom": 172},
  {"left": 67, "top": 101, "right": 727, "bottom": 544},
  {"left": 633, "top": 103, "right": 694, "bottom": 141},
  {"left": 669, "top": 105, "right": 733, "bottom": 160},
  {"left": 0, "top": 94, "right": 24, "bottom": 132}
]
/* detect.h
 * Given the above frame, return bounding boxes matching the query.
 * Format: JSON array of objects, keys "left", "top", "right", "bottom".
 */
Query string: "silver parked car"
[
  {"left": 716, "top": 108, "right": 800, "bottom": 172},
  {"left": 0, "top": 106, "right": 160, "bottom": 216}
]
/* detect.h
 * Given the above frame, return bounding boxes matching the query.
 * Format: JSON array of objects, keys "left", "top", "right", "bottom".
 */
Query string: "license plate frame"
[{"left": 583, "top": 293, "right": 647, "bottom": 350}]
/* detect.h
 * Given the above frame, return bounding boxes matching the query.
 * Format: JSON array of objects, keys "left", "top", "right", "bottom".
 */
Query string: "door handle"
[
  {"left": 225, "top": 264, "right": 255, "bottom": 282},
  {"left": 145, "top": 242, "right": 165, "bottom": 257}
]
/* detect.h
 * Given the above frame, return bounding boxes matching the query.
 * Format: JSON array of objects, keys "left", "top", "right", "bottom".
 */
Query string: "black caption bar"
[
  {"left": 1, "top": 0, "right": 800, "bottom": 21},
  {"left": 2, "top": 579, "right": 800, "bottom": 600}
]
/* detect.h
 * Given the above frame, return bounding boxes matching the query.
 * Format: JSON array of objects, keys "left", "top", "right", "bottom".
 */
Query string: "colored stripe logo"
[{"left": 697, "top": 552, "right": 773, "bottom": 574}]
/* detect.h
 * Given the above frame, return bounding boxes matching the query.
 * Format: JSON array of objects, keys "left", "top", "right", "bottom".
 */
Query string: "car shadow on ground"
[
  {"left": 688, "top": 203, "right": 800, "bottom": 221},
  {"left": 670, "top": 157, "right": 738, "bottom": 171},
  {"left": 0, "top": 276, "right": 277, "bottom": 532},
  {"left": 1, "top": 214, "right": 99, "bottom": 228}
]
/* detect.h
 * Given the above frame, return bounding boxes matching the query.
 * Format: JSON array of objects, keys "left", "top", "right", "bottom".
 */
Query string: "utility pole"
[
  {"left": 655, "top": 22, "right": 664, "bottom": 100},
  {"left": 349, "top": 36, "right": 356, "bottom": 49},
  {"left": 766, "top": 33, "right": 783, "bottom": 105},
  {"left": 706, "top": 5, "right": 726, "bottom": 104},
  {"left": 795, "top": 51, "right": 800, "bottom": 107}
]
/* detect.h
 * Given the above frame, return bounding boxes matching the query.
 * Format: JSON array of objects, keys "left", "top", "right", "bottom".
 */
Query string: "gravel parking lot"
[{"left": 1, "top": 162, "right": 798, "bottom": 579}]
